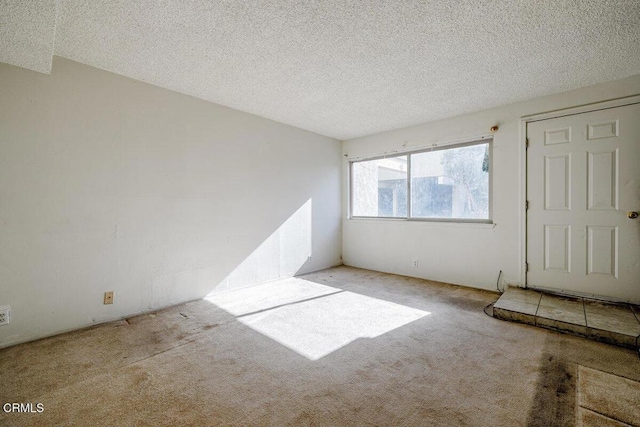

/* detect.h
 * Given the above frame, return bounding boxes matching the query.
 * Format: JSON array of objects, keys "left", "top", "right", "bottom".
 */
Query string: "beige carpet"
[
  {"left": 1, "top": 266, "right": 639, "bottom": 426},
  {"left": 577, "top": 366, "right": 640, "bottom": 426}
]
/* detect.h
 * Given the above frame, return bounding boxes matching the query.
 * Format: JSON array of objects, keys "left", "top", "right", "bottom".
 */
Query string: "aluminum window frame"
[
  {"left": 349, "top": 153, "right": 409, "bottom": 219},
  {"left": 349, "top": 138, "right": 493, "bottom": 223}
]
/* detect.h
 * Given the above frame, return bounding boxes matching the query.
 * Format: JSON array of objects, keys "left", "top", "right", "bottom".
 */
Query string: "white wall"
[
  {"left": 0, "top": 58, "right": 342, "bottom": 347},
  {"left": 342, "top": 75, "right": 640, "bottom": 291}
]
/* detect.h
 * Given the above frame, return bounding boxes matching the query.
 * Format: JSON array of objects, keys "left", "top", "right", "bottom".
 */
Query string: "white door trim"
[
  {"left": 523, "top": 94, "right": 640, "bottom": 122},
  {"left": 519, "top": 94, "right": 640, "bottom": 291}
]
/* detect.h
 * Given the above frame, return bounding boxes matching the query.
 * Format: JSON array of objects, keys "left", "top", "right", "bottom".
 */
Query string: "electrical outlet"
[
  {"left": 104, "top": 291, "right": 114, "bottom": 305},
  {"left": 0, "top": 306, "right": 11, "bottom": 325},
  {"left": 412, "top": 260, "right": 419, "bottom": 268},
  {"left": 307, "top": 256, "right": 312, "bottom": 262}
]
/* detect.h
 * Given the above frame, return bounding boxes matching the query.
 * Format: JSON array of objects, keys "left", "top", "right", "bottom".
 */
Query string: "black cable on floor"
[
  {"left": 636, "top": 334, "right": 640, "bottom": 360},
  {"left": 483, "top": 301, "right": 495, "bottom": 318},
  {"left": 484, "top": 270, "right": 505, "bottom": 318}
]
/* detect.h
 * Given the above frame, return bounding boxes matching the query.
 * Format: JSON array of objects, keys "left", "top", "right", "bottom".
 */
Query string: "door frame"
[{"left": 519, "top": 94, "right": 640, "bottom": 295}]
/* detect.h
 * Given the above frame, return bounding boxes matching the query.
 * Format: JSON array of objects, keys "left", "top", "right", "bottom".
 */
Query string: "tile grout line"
[
  {"left": 533, "top": 292, "right": 542, "bottom": 327},
  {"left": 630, "top": 304, "right": 640, "bottom": 325}
]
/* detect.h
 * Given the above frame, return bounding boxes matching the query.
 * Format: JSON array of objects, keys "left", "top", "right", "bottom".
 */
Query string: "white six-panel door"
[{"left": 527, "top": 103, "right": 640, "bottom": 303}]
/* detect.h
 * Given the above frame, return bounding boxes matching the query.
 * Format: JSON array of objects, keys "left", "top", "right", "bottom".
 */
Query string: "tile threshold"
[{"left": 493, "top": 287, "right": 640, "bottom": 350}]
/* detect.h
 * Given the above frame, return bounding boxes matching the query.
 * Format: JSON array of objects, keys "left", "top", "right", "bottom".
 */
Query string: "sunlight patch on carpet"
[
  {"left": 205, "top": 278, "right": 429, "bottom": 360},
  {"left": 205, "top": 277, "right": 338, "bottom": 316}
]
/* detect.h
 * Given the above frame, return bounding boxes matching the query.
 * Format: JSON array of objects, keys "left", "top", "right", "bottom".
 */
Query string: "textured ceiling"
[
  {"left": 3, "top": 1, "right": 640, "bottom": 139},
  {"left": 0, "top": 0, "right": 57, "bottom": 73}
]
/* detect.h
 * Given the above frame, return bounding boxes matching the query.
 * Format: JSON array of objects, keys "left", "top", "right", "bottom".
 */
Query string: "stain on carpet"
[
  {"left": 527, "top": 354, "right": 576, "bottom": 427},
  {"left": 202, "top": 323, "right": 220, "bottom": 331},
  {"left": 446, "top": 297, "right": 489, "bottom": 313}
]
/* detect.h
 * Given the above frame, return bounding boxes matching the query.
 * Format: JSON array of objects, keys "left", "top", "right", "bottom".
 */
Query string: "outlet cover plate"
[
  {"left": 104, "top": 292, "right": 114, "bottom": 305},
  {"left": 0, "top": 305, "right": 11, "bottom": 325}
]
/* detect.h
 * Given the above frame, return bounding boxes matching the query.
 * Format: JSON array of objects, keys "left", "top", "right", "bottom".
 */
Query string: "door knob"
[{"left": 628, "top": 211, "right": 639, "bottom": 219}]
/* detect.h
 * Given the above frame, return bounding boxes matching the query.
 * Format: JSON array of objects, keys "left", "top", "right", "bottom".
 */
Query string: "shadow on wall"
[
  {"left": 147, "top": 195, "right": 322, "bottom": 309},
  {"left": 213, "top": 198, "right": 313, "bottom": 294}
]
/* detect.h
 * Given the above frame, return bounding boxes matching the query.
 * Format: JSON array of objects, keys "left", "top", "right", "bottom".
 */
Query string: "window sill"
[{"left": 347, "top": 217, "right": 496, "bottom": 228}]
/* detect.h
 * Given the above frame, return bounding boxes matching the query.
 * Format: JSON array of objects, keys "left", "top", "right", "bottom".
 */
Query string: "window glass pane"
[
  {"left": 352, "top": 156, "right": 407, "bottom": 217},
  {"left": 411, "top": 143, "right": 489, "bottom": 219}
]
